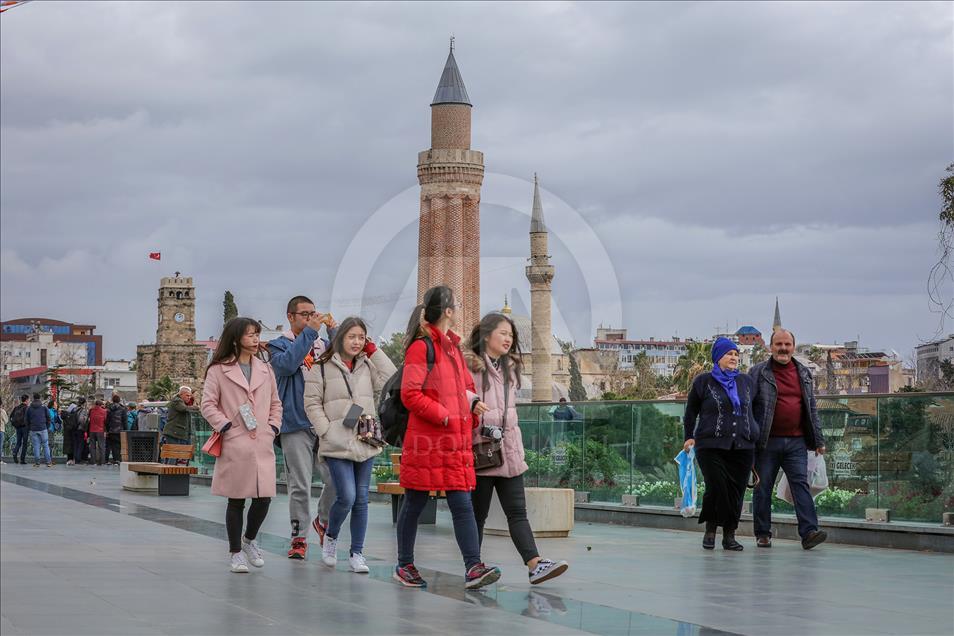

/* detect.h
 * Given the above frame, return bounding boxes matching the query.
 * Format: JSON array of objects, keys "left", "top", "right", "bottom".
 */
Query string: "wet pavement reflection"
[{"left": 3, "top": 472, "right": 737, "bottom": 636}]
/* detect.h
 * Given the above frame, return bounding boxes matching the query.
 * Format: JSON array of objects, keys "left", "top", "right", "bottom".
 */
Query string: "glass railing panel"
[{"left": 875, "top": 394, "right": 954, "bottom": 523}]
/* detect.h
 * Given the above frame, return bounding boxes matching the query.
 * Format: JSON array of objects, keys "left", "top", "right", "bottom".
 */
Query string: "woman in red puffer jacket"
[{"left": 394, "top": 285, "right": 502, "bottom": 591}]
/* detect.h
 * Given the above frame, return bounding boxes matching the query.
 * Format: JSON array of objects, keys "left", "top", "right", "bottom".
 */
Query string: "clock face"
[{"left": 174, "top": 312, "right": 186, "bottom": 323}]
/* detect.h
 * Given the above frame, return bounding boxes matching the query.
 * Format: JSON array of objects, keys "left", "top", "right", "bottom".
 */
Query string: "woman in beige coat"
[
  {"left": 304, "top": 316, "right": 396, "bottom": 573},
  {"left": 201, "top": 317, "right": 283, "bottom": 574}
]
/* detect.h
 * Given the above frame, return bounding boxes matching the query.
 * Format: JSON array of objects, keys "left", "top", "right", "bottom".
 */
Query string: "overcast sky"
[{"left": 1, "top": 1, "right": 951, "bottom": 362}]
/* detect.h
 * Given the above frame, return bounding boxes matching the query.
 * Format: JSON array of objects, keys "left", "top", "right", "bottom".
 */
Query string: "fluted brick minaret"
[
  {"left": 526, "top": 174, "right": 555, "bottom": 402},
  {"left": 417, "top": 39, "right": 483, "bottom": 333}
]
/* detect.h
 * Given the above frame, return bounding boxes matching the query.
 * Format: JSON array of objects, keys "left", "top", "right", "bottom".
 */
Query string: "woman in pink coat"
[
  {"left": 201, "top": 317, "right": 282, "bottom": 574},
  {"left": 465, "top": 312, "right": 568, "bottom": 585}
]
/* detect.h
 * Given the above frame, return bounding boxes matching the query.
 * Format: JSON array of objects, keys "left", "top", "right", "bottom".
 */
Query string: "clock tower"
[
  {"left": 156, "top": 272, "right": 197, "bottom": 345},
  {"left": 136, "top": 273, "right": 208, "bottom": 400}
]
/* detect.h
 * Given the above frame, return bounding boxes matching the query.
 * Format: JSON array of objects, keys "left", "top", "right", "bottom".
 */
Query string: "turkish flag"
[{"left": 149, "top": 252, "right": 161, "bottom": 261}]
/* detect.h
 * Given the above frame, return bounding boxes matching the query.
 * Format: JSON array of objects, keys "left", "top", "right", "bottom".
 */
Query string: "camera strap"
[
  {"left": 321, "top": 357, "right": 371, "bottom": 404},
  {"left": 481, "top": 356, "right": 510, "bottom": 433}
]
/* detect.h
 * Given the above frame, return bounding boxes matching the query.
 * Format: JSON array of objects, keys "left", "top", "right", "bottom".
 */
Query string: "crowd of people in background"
[{"left": 0, "top": 391, "right": 159, "bottom": 467}]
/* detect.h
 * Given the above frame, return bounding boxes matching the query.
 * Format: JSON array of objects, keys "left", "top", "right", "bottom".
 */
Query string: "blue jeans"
[
  {"left": 31, "top": 430, "right": 51, "bottom": 465},
  {"left": 325, "top": 457, "right": 375, "bottom": 555},
  {"left": 754, "top": 436, "right": 819, "bottom": 540},
  {"left": 397, "top": 489, "right": 481, "bottom": 571},
  {"left": 0, "top": 430, "right": 5, "bottom": 458}
]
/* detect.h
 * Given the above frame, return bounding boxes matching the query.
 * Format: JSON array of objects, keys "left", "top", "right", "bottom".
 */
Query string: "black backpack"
[
  {"left": 378, "top": 337, "right": 435, "bottom": 447},
  {"left": 10, "top": 403, "right": 27, "bottom": 428}
]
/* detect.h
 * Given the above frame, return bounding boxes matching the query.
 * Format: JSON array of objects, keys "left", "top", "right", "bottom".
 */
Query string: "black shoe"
[
  {"left": 802, "top": 530, "right": 828, "bottom": 550},
  {"left": 756, "top": 536, "right": 772, "bottom": 548},
  {"left": 702, "top": 533, "right": 716, "bottom": 550},
  {"left": 722, "top": 536, "right": 744, "bottom": 551}
]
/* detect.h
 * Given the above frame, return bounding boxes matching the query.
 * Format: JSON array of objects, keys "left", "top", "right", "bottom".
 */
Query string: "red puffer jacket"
[{"left": 399, "top": 324, "right": 479, "bottom": 492}]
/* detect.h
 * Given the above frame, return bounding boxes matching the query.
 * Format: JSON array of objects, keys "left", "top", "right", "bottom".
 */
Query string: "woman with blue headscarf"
[{"left": 682, "top": 337, "right": 759, "bottom": 550}]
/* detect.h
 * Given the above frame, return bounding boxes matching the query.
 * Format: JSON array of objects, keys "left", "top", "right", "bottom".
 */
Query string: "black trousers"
[
  {"left": 471, "top": 473, "right": 539, "bottom": 564},
  {"left": 226, "top": 498, "right": 271, "bottom": 553},
  {"left": 106, "top": 433, "right": 121, "bottom": 463},
  {"left": 14, "top": 427, "right": 28, "bottom": 463},
  {"left": 696, "top": 447, "right": 754, "bottom": 532},
  {"left": 72, "top": 430, "right": 86, "bottom": 463}
]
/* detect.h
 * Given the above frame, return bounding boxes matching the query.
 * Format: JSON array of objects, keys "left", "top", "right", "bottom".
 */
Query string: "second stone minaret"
[
  {"left": 417, "top": 40, "right": 484, "bottom": 332},
  {"left": 526, "top": 174, "right": 555, "bottom": 402}
]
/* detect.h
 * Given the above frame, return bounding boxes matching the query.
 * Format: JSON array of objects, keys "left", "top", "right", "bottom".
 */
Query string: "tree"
[
  {"left": 223, "top": 291, "right": 238, "bottom": 324},
  {"left": 927, "top": 164, "right": 954, "bottom": 334},
  {"left": 146, "top": 376, "right": 177, "bottom": 401},
  {"left": 672, "top": 342, "right": 713, "bottom": 393},
  {"left": 555, "top": 338, "right": 587, "bottom": 402},
  {"left": 940, "top": 163, "right": 954, "bottom": 224},
  {"left": 379, "top": 332, "right": 406, "bottom": 366},
  {"left": 568, "top": 351, "right": 587, "bottom": 402},
  {"left": 45, "top": 367, "right": 78, "bottom": 404},
  {"left": 939, "top": 359, "right": 954, "bottom": 390}
]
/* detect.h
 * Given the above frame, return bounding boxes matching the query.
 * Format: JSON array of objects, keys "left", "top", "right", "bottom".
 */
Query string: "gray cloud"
[{"left": 1, "top": 1, "right": 950, "bottom": 360}]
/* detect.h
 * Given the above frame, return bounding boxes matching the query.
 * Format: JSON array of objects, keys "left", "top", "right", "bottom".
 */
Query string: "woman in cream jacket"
[{"left": 304, "top": 316, "right": 396, "bottom": 573}]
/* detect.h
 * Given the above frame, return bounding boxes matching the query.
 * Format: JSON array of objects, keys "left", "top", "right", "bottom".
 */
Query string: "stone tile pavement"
[{"left": 1, "top": 464, "right": 951, "bottom": 636}]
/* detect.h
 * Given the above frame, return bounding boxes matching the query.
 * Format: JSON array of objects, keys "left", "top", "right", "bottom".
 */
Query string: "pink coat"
[
  {"left": 201, "top": 357, "right": 283, "bottom": 499},
  {"left": 464, "top": 351, "right": 528, "bottom": 478}
]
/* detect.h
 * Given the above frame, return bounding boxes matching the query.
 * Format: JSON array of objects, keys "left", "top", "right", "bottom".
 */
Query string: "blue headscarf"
[{"left": 710, "top": 337, "right": 741, "bottom": 415}]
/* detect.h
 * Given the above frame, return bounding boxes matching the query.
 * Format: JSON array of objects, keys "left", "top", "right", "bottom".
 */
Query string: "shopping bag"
[
  {"left": 674, "top": 448, "right": 697, "bottom": 518},
  {"left": 201, "top": 431, "right": 222, "bottom": 458},
  {"left": 776, "top": 451, "right": 828, "bottom": 504},
  {"left": 808, "top": 451, "right": 829, "bottom": 495}
]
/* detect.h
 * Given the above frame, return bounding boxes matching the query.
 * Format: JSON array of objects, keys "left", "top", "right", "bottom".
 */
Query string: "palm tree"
[
  {"left": 146, "top": 376, "right": 177, "bottom": 401},
  {"left": 672, "top": 342, "right": 713, "bottom": 393}
]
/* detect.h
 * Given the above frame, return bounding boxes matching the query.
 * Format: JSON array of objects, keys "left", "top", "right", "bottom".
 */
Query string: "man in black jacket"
[
  {"left": 25, "top": 393, "right": 51, "bottom": 467},
  {"left": 749, "top": 329, "right": 827, "bottom": 550},
  {"left": 105, "top": 394, "right": 126, "bottom": 465},
  {"left": 10, "top": 394, "right": 29, "bottom": 464}
]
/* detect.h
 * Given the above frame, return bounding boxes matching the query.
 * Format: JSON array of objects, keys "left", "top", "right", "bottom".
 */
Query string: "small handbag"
[
  {"left": 473, "top": 367, "right": 509, "bottom": 471},
  {"left": 202, "top": 430, "right": 222, "bottom": 458}
]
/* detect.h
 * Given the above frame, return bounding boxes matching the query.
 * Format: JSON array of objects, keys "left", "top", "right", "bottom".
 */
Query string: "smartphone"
[{"left": 342, "top": 403, "right": 364, "bottom": 429}]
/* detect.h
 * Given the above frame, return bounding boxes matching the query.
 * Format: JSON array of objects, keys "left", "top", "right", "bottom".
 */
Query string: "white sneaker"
[
  {"left": 241, "top": 538, "right": 265, "bottom": 568},
  {"left": 321, "top": 536, "right": 337, "bottom": 567},
  {"left": 230, "top": 552, "right": 249, "bottom": 573},
  {"left": 348, "top": 552, "right": 369, "bottom": 574},
  {"left": 529, "top": 558, "right": 569, "bottom": 585}
]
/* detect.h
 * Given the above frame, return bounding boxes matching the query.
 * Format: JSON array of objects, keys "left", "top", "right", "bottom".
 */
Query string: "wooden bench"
[
  {"left": 124, "top": 444, "right": 197, "bottom": 496},
  {"left": 375, "top": 453, "right": 445, "bottom": 524}
]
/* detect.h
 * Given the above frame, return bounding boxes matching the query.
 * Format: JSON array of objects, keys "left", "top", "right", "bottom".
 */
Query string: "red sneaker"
[
  {"left": 287, "top": 537, "right": 307, "bottom": 560},
  {"left": 312, "top": 517, "right": 327, "bottom": 547},
  {"left": 394, "top": 564, "right": 427, "bottom": 588}
]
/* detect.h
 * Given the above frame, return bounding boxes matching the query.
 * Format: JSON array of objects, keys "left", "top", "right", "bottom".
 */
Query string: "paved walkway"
[{"left": 1, "top": 464, "right": 952, "bottom": 636}]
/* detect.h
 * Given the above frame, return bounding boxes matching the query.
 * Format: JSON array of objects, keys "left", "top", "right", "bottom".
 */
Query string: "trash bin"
[{"left": 121, "top": 431, "right": 160, "bottom": 462}]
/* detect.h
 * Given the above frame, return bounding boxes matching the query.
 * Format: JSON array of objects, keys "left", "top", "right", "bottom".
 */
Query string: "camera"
[{"left": 481, "top": 425, "right": 503, "bottom": 441}]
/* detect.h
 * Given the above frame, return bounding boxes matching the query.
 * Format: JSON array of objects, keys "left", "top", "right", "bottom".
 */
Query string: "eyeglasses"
[{"left": 292, "top": 311, "right": 318, "bottom": 318}]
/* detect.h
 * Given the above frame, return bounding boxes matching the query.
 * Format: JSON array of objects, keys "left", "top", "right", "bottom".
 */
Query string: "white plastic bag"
[
  {"left": 808, "top": 451, "right": 829, "bottom": 493},
  {"left": 776, "top": 451, "right": 828, "bottom": 504},
  {"left": 674, "top": 448, "right": 697, "bottom": 518}
]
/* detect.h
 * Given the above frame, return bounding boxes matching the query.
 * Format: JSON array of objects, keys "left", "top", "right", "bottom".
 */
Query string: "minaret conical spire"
[
  {"left": 530, "top": 173, "right": 547, "bottom": 233},
  {"left": 773, "top": 297, "right": 782, "bottom": 331},
  {"left": 431, "top": 38, "right": 471, "bottom": 106}
]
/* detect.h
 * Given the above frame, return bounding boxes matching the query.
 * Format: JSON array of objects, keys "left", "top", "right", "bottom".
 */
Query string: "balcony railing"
[{"left": 31, "top": 392, "right": 943, "bottom": 524}]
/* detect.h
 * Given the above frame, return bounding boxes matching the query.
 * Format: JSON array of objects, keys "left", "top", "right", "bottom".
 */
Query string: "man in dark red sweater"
[{"left": 750, "top": 329, "right": 828, "bottom": 550}]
